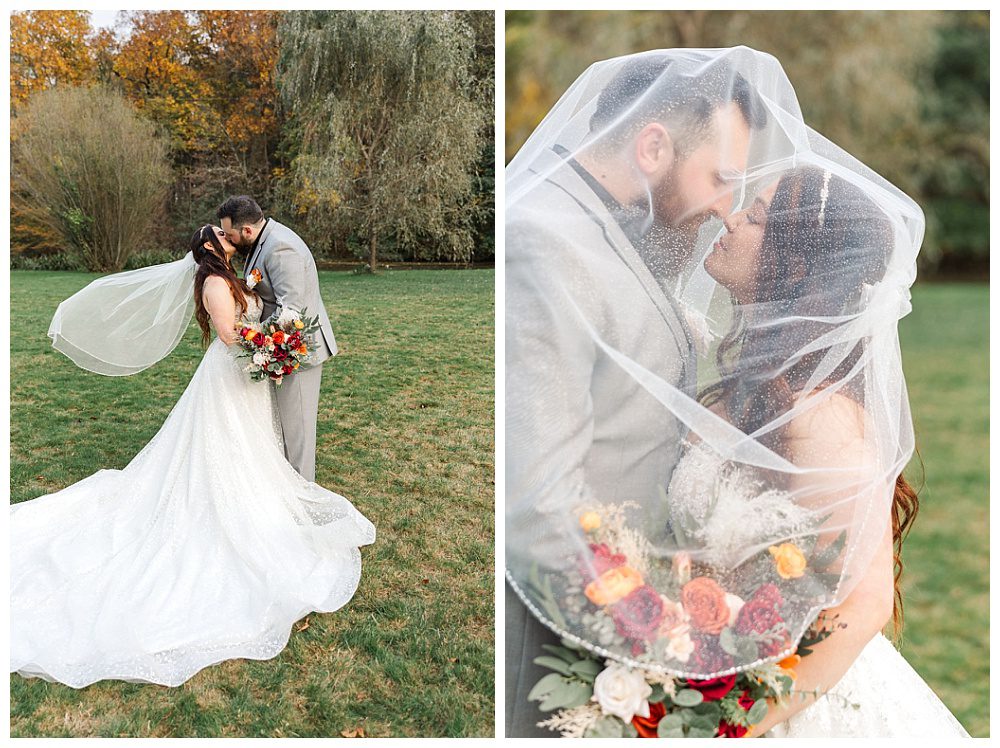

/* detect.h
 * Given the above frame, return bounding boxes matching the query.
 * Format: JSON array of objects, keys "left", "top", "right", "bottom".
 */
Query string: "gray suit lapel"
[
  {"left": 244, "top": 220, "right": 276, "bottom": 278},
  {"left": 533, "top": 150, "right": 696, "bottom": 373}
]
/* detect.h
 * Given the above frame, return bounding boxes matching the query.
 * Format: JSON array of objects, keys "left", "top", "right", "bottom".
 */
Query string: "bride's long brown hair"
[
  {"left": 699, "top": 167, "right": 918, "bottom": 637},
  {"left": 190, "top": 225, "right": 255, "bottom": 347}
]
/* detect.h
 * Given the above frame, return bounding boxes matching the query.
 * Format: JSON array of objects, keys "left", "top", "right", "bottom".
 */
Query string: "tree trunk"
[{"left": 368, "top": 231, "right": 378, "bottom": 273}]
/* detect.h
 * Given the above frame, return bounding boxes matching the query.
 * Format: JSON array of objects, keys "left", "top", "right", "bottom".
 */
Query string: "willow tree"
[{"left": 276, "top": 10, "right": 485, "bottom": 270}]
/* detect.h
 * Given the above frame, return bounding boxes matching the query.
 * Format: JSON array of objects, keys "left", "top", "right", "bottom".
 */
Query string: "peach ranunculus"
[
  {"left": 657, "top": 596, "right": 690, "bottom": 639},
  {"left": 579, "top": 511, "right": 601, "bottom": 533},
  {"left": 681, "top": 577, "right": 731, "bottom": 635},
  {"left": 769, "top": 543, "right": 807, "bottom": 579},
  {"left": 294, "top": 319, "right": 305, "bottom": 330},
  {"left": 584, "top": 565, "right": 644, "bottom": 606},
  {"left": 298, "top": 344, "right": 308, "bottom": 355}
]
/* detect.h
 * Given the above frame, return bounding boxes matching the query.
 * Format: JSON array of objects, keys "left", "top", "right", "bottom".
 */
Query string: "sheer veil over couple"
[
  {"left": 12, "top": 196, "right": 375, "bottom": 688},
  {"left": 505, "top": 47, "right": 969, "bottom": 738}
]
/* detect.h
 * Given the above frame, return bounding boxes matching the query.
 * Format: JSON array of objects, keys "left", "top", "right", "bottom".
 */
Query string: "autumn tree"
[
  {"left": 10, "top": 10, "right": 95, "bottom": 110},
  {"left": 276, "top": 10, "right": 487, "bottom": 271},
  {"left": 108, "top": 11, "right": 281, "bottom": 249},
  {"left": 12, "top": 86, "right": 172, "bottom": 271}
]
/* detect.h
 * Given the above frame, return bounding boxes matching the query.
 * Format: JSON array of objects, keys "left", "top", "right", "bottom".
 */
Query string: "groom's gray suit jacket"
[
  {"left": 505, "top": 148, "right": 695, "bottom": 736},
  {"left": 245, "top": 219, "right": 337, "bottom": 361},
  {"left": 245, "top": 218, "right": 336, "bottom": 481}
]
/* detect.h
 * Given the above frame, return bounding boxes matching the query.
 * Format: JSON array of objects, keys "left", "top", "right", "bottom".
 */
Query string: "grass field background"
[
  {"left": 10, "top": 269, "right": 495, "bottom": 737},
  {"left": 895, "top": 282, "right": 988, "bottom": 737},
  {"left": 8, "top": 273, "right": 987, "bottom": 736}
]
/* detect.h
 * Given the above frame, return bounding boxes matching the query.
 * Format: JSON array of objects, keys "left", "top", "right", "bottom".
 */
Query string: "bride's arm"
[
  {"left": 752, "top": 395, "right": 895, "bottom": 736},
  {"left": 202, "top": 276, "right": 239, "bottom": 346}
]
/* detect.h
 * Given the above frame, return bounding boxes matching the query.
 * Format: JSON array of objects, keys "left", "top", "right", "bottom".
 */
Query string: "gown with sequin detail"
[
  {"left": 10, "top": 296, "right": 376, "bottom": 688},
  {"left": 665, "top": 442, "right": 969, "bottom": 738}
]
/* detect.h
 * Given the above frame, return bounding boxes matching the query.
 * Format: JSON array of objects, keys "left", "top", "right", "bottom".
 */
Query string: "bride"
[
  {"left": 11, "top": 225, "right": 376, "bottom": 688},
  {"left": 689, "top": 166, "right": 969, "bottom": 737}
]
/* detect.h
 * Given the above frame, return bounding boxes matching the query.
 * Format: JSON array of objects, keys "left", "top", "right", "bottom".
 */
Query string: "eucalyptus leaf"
[
  {"left": 532, "top": 656, "right": 572, "bottom": 676},
  {"left": 689, "top": 714, "right": 719, "bottom": 733},
  {"left": 541, "top": 644, "right": 577, "bottom": 664},
  {"left": 737, "top": 638, "right": 760, "bottom": 661},
  {"left": 539, "top": 680, "right": 592, "bottom": 711},
  {"left": 660, "top": 713, "right": 685, "bottom": 731},
  {"left": 672, "top": 688, "right": 704, "bottom": 707},
  {"left": 658, "top": 722, "right": 686, "bottom": 739},
  {"left": 568, "top": 658, "right": 603, "bottom": 678},
  {"left": 585, "top": 717, "right": 625, "bottom": 738},
  {"left": 526, "top": 672, "right": 564, "bottom": 702},
  {"left": 648, "top": 683, "right": 667, "bottom": 703},
  {"left": 622, "top": 722, "right": 638, "bottom": 738},
  {"left": 719, "top": 627, "right": 740, "bottom": 656},
  {"left": 746, "top": 699, "right": 769, "bottom": 724}
]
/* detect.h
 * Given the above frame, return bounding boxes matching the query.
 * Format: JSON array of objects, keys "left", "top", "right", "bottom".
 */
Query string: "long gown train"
[{"left": 11, "top": 308, "right": 375, "bottom": 688}]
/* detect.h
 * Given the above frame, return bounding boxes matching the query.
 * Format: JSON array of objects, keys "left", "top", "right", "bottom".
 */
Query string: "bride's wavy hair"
[
  {"left": 190, "top": 225, "right": 255, "bottom": 347},
  {"left": 700, "top": 167, "right": 918, "bottom": 637}
]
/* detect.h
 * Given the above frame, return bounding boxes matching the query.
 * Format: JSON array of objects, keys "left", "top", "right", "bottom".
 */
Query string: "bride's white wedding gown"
[
  {"left": 666, "top": 443, "right": 970, "bottom": 738},
  {"left": 11, "top": 297, "right": 376, "bottom": 688}
]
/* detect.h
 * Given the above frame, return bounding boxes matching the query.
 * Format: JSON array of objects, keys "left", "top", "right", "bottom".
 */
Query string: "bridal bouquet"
[
  {"left": 234, "top": 306, "right": 321, "bottom": 386},
  {"left": 527, "top": 496, "right": 846, "bottom": 738}
]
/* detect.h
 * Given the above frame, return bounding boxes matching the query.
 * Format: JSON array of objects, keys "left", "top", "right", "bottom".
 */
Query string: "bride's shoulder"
[{"left": 785, "top": 391, "right": 873, "bottom": 461}]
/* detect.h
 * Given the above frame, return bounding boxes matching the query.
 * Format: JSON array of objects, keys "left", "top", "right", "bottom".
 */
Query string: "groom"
[
  {"left": 505, "top": 55, "right": 766, "bottom": 736},
  {"left": 217, "top": 195, "right": 337, "bottom": 482}
]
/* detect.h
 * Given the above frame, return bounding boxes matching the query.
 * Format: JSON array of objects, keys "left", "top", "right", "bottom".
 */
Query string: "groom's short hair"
[
  {"left": 216, "top": 195, "right": 264, "bottom": 228},
  {"left": 589, "top": 54, "right": 767, "bottom": 156}
]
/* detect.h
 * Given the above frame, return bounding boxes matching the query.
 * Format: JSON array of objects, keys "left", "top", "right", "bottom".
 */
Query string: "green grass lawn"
[
  {"left": 9, "top": 269, "right": 495, "bottom": 737},
  {"left": 896, "top": 282, "right": 988, "bottom": 737}
]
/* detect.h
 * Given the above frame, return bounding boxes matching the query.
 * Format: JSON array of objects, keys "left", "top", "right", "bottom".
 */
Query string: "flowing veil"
[
  {"left": 48, "top": 253, "right": 197, "bottom": 376},
  {"left": 505, "top": 47, "right": 922, "bottom": 679}
]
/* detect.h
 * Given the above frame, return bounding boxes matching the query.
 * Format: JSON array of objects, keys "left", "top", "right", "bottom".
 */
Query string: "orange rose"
[
  {"left": 243, "top": 329, "right": 257, "bottom": 341},
  {"left": 681, "top": 577, "right": 731, "bottom": 635},
  {"left": 273, "top": 331, "right": 286, "bottom": 345},
  {"left": 769, "top": 543, "right": 807, "bottom": 579},
  {"left": 584, "top": 565, "right": 643, "bottom": 606}
]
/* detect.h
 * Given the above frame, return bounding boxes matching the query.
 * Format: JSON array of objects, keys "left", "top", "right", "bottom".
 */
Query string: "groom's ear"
[{"left": 634, "top": 122, "right": 675, "bottom": 178}]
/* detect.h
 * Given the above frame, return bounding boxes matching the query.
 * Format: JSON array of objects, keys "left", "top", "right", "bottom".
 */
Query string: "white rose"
[
  {"left": 592, "top": 663, "right": 651, "bottom": 723},
  {"left": 725, "top": 593, "right": 746, "bottom": 628},
  {"left": 252, "top": 351, "right": 267, "bottom": 366},
  {"left": 666, "top": 630, "right": 695, "bottom": 664}
]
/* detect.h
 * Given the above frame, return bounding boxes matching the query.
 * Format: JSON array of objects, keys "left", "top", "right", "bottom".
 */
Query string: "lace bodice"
[{"left": 240, "top": 293, "right": 264, "bottom": 325}]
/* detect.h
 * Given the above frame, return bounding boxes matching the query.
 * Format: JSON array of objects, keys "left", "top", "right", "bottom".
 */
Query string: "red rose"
[
  {"left": 239, "top": 326, "right": 250, "bottom": 338},
  {"left": 590, "top": 543, "right": 628, "bottom": 576},
  {"left": 754, "top": 583, "right": 783, "bottom": 608},
  {"left": 252, "top": 332, "right": 265, "bottom": 347},
  {"left": 685, "top": 674, "right": 736, "bottom": 702},
  {"left": 274, "top": 347, "right": 289, "bottom": 361},
  {"left": 735, "top": 598, "right": 783, "bottom": 636},
  {"left": 282, "top": 364, "right": 293, "bottom": 375},
  {"left": 288, "top": 333, "right": 301, "bottom": 348},
  {"left": 738, "top": 689, "right": 755, "bottom": 711},
  {"left": 632, "top": 700, "right": 666, "bottom": 738},
  {"left": 718, "top": 721, "right": 749, "bottom": 738},
  {"left": 611, "top": 585, "right": 664, "bottom": 642}
]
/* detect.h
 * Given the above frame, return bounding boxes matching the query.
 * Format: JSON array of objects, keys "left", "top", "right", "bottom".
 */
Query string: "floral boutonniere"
[{"left": 247, "top": 267, "right": 263, "bottom": 290}]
